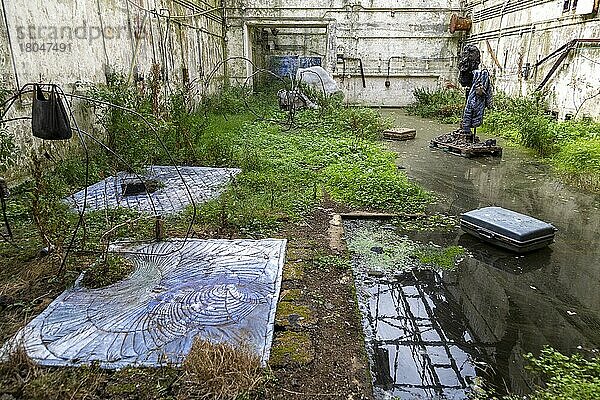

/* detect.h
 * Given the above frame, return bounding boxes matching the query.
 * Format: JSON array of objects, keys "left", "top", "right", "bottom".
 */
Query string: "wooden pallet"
[
  {"left": 383, "top": 128, "right": 416, "bottom": 141},
  {"left": 430, "top": 139, "right": 503, "bottom": 157}
]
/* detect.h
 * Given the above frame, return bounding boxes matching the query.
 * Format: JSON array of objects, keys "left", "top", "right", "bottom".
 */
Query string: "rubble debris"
[{"left": 430, "top": 130, "right": 502, "bottom": 157}]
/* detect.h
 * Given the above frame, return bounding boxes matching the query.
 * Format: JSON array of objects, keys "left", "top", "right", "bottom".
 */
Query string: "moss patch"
[
  {"left": 279, "top": 289, "right": 304, "bottom": 302},
  {"left": 285, "top": 246, "right": 313, "bottom": 262},
  {"left": 275, "top": 301, "right": 318, "bottom": 329},
  {"left": 413, "top": 245, "right": 465, "bottom": 270},
  {"left": 269, "top": 331, "right": 314, "bottom": 368},
  {"left": 314, "top": 254, "right": 352, "bottom": 270},
  {"left": 282, "top": 261, "right": 305, "bottom": 281}
]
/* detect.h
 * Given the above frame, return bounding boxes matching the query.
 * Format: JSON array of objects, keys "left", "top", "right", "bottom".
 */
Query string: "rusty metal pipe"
[{"left": 449, "top": 14, "right": 472, "bottom": 33}]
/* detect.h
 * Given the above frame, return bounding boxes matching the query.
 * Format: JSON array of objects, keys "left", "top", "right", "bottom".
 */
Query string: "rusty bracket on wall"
[{"left": 535, "top": 38, "right": 600, "bottom": 92}]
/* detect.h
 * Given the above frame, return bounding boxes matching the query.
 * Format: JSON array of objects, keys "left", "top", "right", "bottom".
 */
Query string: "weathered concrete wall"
[
  {"left": 465, "top": 0, "right": 600, "bottom": 119},
  {"left": 224, "top": 0, "right": 463, "bottom": 106},
  {"left": 0, "top": 0, "right": 225, "bottom": 171}
]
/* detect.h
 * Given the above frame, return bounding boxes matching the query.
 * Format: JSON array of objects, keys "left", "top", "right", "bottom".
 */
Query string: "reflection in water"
[
  {"left": 457, "top": 233, "right": 551, "bottom": 275},
  {"left": 378, "top": 110, "right": 600, "bottom": 396},
  {"left": 363, "top": 267, "right": 493, "bottom": 399}
]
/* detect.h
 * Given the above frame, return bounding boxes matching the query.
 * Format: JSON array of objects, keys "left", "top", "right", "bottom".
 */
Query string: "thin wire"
[
  {"left": 0, "top": 55, "right": 334, "bottom": 257},
  {"left": 577, "top": 54, "right": 600, "bottom": 66},
  {"left": 123, "top": 0, "right": 223, "bottom": 24},
  {"left": 0, "top": 0, "right": 19, "bottom": 90},
  {"left": 0, "top": 84, "right": 199, "bottom": 260},
  {"left": 63, "top": 91, "right": 199, "bottom": 257},
  {"left": 57, "top": 84, "right": 90, "bottom": 274}
]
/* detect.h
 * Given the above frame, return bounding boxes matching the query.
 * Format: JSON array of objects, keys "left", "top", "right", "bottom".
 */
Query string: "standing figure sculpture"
[
  {"left": 430, "top": 45, "right": 501, "bottom": 156},
  {"left": 462, "top": 69, "right": 493, "bottom": 140},
  {"left": 458, "top": 45, "right": 492, "bottom": 142}
]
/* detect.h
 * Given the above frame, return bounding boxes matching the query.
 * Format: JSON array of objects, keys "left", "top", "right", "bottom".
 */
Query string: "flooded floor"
[{"left": 354, "top": 111, "right": 600, "bottom": 398}]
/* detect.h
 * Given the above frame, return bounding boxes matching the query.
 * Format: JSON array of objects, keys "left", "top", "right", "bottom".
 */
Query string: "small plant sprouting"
[{"left": 80, "top": 253, "right": 135, "bottom": 289}]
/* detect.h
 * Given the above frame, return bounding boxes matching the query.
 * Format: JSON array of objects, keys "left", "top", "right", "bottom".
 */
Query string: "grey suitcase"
[{"left": 460, "top": 207, "right": 557, "bottom": 253}]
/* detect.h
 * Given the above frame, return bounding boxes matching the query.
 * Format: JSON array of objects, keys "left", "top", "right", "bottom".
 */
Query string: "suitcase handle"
[{"left": 476, "top": 228, "right": 494, "bottom": 239}]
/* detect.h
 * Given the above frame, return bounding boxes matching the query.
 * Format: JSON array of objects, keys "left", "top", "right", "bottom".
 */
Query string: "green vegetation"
[
  {"left": 269, "top": 331, "right": 314, "bottom": 367},
  {"left": 406, "top": 87, "right": 465, "bottom": 124},
  {"left": 191, "top": 100, "right": 429, "bottom": 235},
  {"left": 346, "top": 223, "right": 464, "bottom": 273},
  {"left": 413, "top": 245, "right": 465, "bottom": 270},
  {"left": 346, "top": 225, "right": 416, "bottom": 273},
  {"left": 274, "top": 301, "right": 317, "bottom": 329},
  {"left": 523, "top": 347, "right": 600, "bottom": 400},
  {"left": 0, "top": 127, "right": 16, "bottom": 174},
  {"left": 407, "top": 87, "right": 600, "bottom": 192},
  {"left": 80, "top": 254, "right": 135, "bottom": 289},
  {"left": 0, "top": 339, "right": 266, "bottom": 399},
  {"left": 0, "top": 86, "right": 16, "bottom": 174},
  {"left": 1, "top": 78, "right": 429, "bottom": 265},
  {"left": 314, "top": 254, "right": 352, "bottom": 270},
  {"left": 469, "top": 347, "right": 600, "bottom": 400},
  {"left": 0, "top": 78, "right": 428, "bottom": 398},
  {"left": 481, "top": 94, "right": 600, "bottom": 192}
]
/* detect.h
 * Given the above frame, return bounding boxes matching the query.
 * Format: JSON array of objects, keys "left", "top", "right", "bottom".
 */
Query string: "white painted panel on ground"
[{"left": 0, "top": 238, "right": 287, "bottom": 368}]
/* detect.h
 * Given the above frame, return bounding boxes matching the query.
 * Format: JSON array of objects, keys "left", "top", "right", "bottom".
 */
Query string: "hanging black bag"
[{"left": 32, "top": 84, "right": 72, "bottom": 140}]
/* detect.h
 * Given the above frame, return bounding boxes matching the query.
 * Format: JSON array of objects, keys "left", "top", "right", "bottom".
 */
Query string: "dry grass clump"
[
  {"left": 0, "top": 344, "right": 107, "bottom": 400},
  {"left": 180, "top": 339, "right": 266, "bottom": 400},
  {"left": 0, "top": 343, "right": 39, "bottom": 381}
]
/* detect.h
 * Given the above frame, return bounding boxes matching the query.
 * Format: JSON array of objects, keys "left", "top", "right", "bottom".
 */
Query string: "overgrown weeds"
[
  {"left": 0, "top": 344, "right": 182, "bottom": 399},
  {"left": 180, "top": 339, "right": 266, "bottom": 399},
  {"left": 80, "top": 254, "right": 135, "bottom": 289},
  {"left": 406, "top": 87, "right": 465, "bottom": 124},
  {"left": 481, "top": 93, "right": 600, "bottom": 191},
  {"left": 1, "top": 338, "right": 265, "bottom": 399},
  {"left": 522, "top": 346, "right": 600, "bottom": 400},
  {"left": 1, "top": 79, "right": 429, "bottom": 398},
  {"left": 407, "top": 86, "right": 600, "bottom": 192},
  {"left": 0, "top": 86, "right": 16, "bottom": 174},
  {"left": 194, "top": 103, "right": 429, "bottom": 235}
]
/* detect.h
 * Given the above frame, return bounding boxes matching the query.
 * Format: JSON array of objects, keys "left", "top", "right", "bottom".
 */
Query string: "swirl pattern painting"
[
  {"left": 1, "top": 239, "right": 286, "bottom": 368},
  {"left": 67, "top": 166, "right": 241, "bottom": 214}
]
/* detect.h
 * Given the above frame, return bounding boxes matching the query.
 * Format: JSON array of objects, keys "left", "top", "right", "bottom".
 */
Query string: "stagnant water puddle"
[
  {"left": 346, "top": 111, "right": 600, "bottom": 399},
  {"left": 346, "top": 220, "right": 493, "bottom": 399}
]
